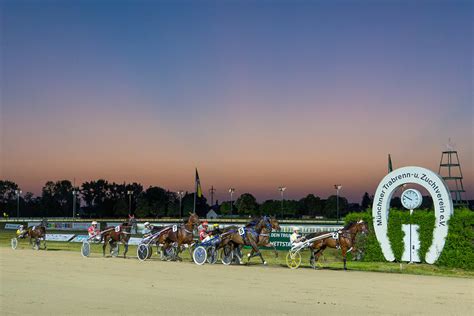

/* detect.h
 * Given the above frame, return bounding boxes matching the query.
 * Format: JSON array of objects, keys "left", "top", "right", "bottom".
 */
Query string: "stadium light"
[
  {"left": 177, "top": 190, "right": 185, "bottom": 219},
  {"left": 278, "top": 186, "right": 286, "bottom": 218},
  {"left": 334, "top": 184, "right": 342, "bottom": 223},
  {"left": 15, "top": 190, "right": 22, "bottom": 218},
  {"left": 228, "top": 188, "right": 235, "bottom": 217}
]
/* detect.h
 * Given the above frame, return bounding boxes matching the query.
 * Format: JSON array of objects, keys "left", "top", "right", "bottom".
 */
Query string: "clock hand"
[{"left": 405, "top": 195, "right": 413, "bottom": 201}]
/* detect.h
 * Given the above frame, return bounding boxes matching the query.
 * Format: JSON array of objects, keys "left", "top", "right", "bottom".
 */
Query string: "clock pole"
[{"left": 409, "top": 208, "right": 413, "bottom": 263}]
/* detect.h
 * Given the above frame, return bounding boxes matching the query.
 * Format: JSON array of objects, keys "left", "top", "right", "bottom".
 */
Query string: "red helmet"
[{"left": 202, "top": 221, "right": 208, "bottom": 227}]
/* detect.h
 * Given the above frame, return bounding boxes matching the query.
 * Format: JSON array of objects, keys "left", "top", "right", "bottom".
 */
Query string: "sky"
[{"left": 1, "top": 0, "right": 472, "bottom": 203}]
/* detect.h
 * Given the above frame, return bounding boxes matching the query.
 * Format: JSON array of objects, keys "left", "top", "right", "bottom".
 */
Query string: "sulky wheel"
[
  {"left": 286, "top": 251, "right": 302, "bottom": 269},
  {"left": 11, "top": 238, "right": 18, "bottom": 250},
  {"left": 137, "top": 243, "right": 150, "bottom": 262},
  {"left": 81, "top": 241, "right": 91, "bottom": 257},
  {"left": 147, "top": 245, "right": 153, "bottom": 259},
  {"left": 221, "top": 246, "right": 234, "bottom": 266},
  {"left": 207, "top": 246, "right": 218, "bottom": 264},
  {"left": 193, "top": 246, "right": 208, "bottom": 265}
]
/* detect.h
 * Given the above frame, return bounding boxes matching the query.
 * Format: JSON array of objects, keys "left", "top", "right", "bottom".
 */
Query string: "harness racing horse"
[
  {"left": 220, "top": 216, "right": 272, "bottom": 265},
  {"left": 160, "top": 213, "right": 200, "bottom": 261},
  {"left": 256, "top": 216, "right": 281, "bottom": 258},
  {"left": 101, "top": 215, "right": 137, "bottom": 258},
  {"left": 18, "top": 218, "right": 48, "bottom": 250},
  {"left": 306, "top": 220, "right": 369, "bottom": 270}
]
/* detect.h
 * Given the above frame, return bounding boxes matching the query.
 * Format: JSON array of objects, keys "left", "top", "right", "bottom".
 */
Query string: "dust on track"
[{"left": 1, "top": 248, "right": 472, "bottom": 315}]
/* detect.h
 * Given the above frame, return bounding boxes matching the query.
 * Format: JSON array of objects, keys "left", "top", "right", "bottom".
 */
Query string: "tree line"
[{"left": 1, "top": 179, "right": 434, "bottom": 219}]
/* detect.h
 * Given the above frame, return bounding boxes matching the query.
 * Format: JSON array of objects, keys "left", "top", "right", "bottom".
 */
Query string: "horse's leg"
[
  {"left": 123, "top": 242, "right": 128, "bottom": 258},
  {"left": 103, "top": 235, "right": 107, "bottom": 257},
  {"left": 248, "top": 239, "right": 265, "bottom": 265},
  {"left": 342, "top": 247, "right": 348, "bottom": 270},
  {"left": 123, "top": 235, "right": 129, "bottom": 258}
]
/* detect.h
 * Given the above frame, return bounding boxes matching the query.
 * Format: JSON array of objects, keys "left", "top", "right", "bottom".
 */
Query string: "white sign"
[
  {"left": 372, "top": 166, "right": 453, "bottom": 264},
  {"left": 401, "top": 224, "right": 420, "bottom": 262},
  {"left": 4, "top": 223, "right": 21, "bottom": 230},
  {"left": 45, "top": 234, "right": 76, "bottom": 242}
]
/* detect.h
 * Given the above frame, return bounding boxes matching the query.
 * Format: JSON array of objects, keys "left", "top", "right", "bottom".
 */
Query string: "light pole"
[
  {"left": 127, "top": 190, "right": 133, "bottom": 215},
  {"left": 15, "top": 190, "right": 22, "bottom": 218},
  {"left": 228, "top": 188, "right": 235, "bottom": 217},
  {"left": 209, "top": 186, "right": 216, "bottom": 206},
  {"left": 334, "top": 184, "right": 342, "bottom": 223},
  {"left": 278, "top": 186, "right": 286, "bottom": 218},
  {"left": 72, "top": 189, "right": 78, "bottom": 219},
  {"left": 177, "top": 190, "right": 185, "bottom": 219}
]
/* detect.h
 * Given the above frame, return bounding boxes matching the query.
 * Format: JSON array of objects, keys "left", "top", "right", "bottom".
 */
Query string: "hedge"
[{"left": 344, "top": 208, "right": 474, "bottom": 270}]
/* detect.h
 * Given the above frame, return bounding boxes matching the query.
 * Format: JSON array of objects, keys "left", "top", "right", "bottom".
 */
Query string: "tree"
[
  {"left": 299, "top": 194, "right": 322, "bottom": 217},
  {"left": 236, "top": 193, "right": 259, "bottom": 216},
  {"left": 361, "top": 192, "right": 371, "bottom": 210},
  {"left": 259, "top": 200, "right": 280, "bottom": 217},
  {"left": 41, "top": 180, "right": 74, "bottom": 217},
  {"left": 0, "top": 180, "right": 19, "bottom": 215},
  {"left": 323, "top": 195, "right": 348, "bottom": 219}
]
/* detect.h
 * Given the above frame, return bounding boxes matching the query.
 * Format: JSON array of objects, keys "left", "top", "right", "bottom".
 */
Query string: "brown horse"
[
  {"left": 255, "top": 216, "right": 281, "bottom": 258},
  {"left": 160, "top": 213, "right": 200, "bottom": 260},
  {"left": 101, "top": 215, "right": 137, "bottom": 258},
  {"left": 307, "top": 220, "right": 369, "bottom": 270},
  {"left": 18, "top": 218, "right": 48, "bottom": 250},
  {"left": 220, "top": 216, "right": 272, "bottom": 265}
]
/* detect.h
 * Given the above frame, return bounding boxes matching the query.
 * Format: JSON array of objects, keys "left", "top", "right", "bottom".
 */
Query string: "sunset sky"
[{"left": 1, "top": 0, "right": 472, "bottom": 203}]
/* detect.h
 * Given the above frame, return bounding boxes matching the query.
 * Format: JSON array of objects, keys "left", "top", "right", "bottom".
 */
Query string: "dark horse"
[
  {"left": 101, "top": 215, "right": 137, "bottom": 258},
  {"left": 306, "top": 220, "right": 369, "bottom": 270},
  {"left": 18, "top": 218, "right": 48, "bottom": 250},
  {"left": 220, "top": 216, "right": 274, "bottom": 265},
  {"left": 255, "top": 216, "right": 281, "bottom": 258},
  {"left": 159, "top": 213, "right": 200, "bottom": 260}
]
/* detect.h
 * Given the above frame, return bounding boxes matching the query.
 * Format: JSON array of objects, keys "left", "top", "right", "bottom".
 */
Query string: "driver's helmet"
[
  {"left": 202, "top": 221, "right": 208, "bottom": 228},
  {"left": 213, "top": 223, "right": 219, "bottom": 229},
  {"left": 144, "top": 222, "right": 150, "bottom": 228},
  {"left": 91, "top": 221, "right": 98, "bottom": 226},
  {"left": 293, "top": 227, "right": 300, "bottom": 233}
]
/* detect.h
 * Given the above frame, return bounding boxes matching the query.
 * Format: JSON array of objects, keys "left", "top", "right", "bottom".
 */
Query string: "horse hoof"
[
  {"left": 263, "top": 261, "right": 267, "bottom": 265},
  {"left": 247, "top": 253, "right": 251, "bottom": 258}
]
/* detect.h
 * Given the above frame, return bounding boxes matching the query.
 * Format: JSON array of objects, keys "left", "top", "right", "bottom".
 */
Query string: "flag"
[
  {"left": 195, "top": 169, "right": 202, "bottom": 198},
  {"left": 388, "top": 154, "right": 393, "bottom": 173}
]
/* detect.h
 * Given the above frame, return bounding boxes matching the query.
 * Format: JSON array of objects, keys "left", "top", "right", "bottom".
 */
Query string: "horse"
[
  {"left": 160, "top": 212, "right": 200, "bottom": 261},
  {"left": 306, "top": 220, "right": 369, "bottom": 270},
  {"left": 255, "top": 216, "right": 281, "bottom": 258},
  {"left": 18, "top": 218, "right": 48, "bottom": 250},
  {"left": 220, "top": 216, "right": 273, "bottom": 265},
  {"left": 101, "top": 215, "right": 137, "bottom": 258}
]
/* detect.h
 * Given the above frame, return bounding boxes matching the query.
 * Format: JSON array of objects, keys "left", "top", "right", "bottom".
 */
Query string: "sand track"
[{"left": 0, "top": 248, "right": 472, "bottom": 315}]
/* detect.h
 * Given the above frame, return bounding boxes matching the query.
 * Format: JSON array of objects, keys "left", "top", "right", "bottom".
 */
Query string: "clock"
[{"left": 401, "top": 189, "right": 423, "bottom": 210}]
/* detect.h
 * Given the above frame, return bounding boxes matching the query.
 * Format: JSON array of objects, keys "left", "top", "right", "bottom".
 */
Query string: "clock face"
[{"left": 401, "top": 189, "right": 423, "bottom": 210}]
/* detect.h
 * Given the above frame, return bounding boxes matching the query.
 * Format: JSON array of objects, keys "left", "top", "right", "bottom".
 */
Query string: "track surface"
[{"left": 1, "top": 248, "right": 472, "bottom": 315}]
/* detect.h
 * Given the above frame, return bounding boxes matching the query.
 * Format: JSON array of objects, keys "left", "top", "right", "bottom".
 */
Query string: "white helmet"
[
  {"left": 92, "top": 221, "right": 98, "bottom": 225},
  {"left": 144, "top": 222, "right": 150, "bottom": 227},
  {"left": 293, "top": 227, "right": 299, "bottom": 232}
]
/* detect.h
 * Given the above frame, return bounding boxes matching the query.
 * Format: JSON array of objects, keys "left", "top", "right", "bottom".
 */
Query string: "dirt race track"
[{"left": 1, "top": 248, "right": 472, "bottom": 315}]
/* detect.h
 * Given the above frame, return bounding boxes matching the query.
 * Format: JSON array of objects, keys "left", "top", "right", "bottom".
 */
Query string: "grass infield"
[{"left": 1, "top": 229, "right": 472, "bottom": 278}]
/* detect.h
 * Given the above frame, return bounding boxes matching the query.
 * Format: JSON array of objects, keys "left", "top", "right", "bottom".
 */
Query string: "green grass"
[{"left": 2, "top": 229, "right": 472, "bottom": 278}]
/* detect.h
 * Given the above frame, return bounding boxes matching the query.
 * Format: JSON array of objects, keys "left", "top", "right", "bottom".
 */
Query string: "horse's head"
[
  {"left": 40, "top": 218, "right": 48, "bottom": 227},
  {"left": 269, "top": 216, "right": 280, "bottom": 231},
  {"left": 126, "top": 215, "right": 138, "bottom": 230},
  {"left": 188, "top": 212, "right": 200, "bottom": 228},
  {"left": 255, "top": 216, "right": 272, "bottom": 233},
  {"left": 356, "top": 220, "right": 369, "bottom": 235}
]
